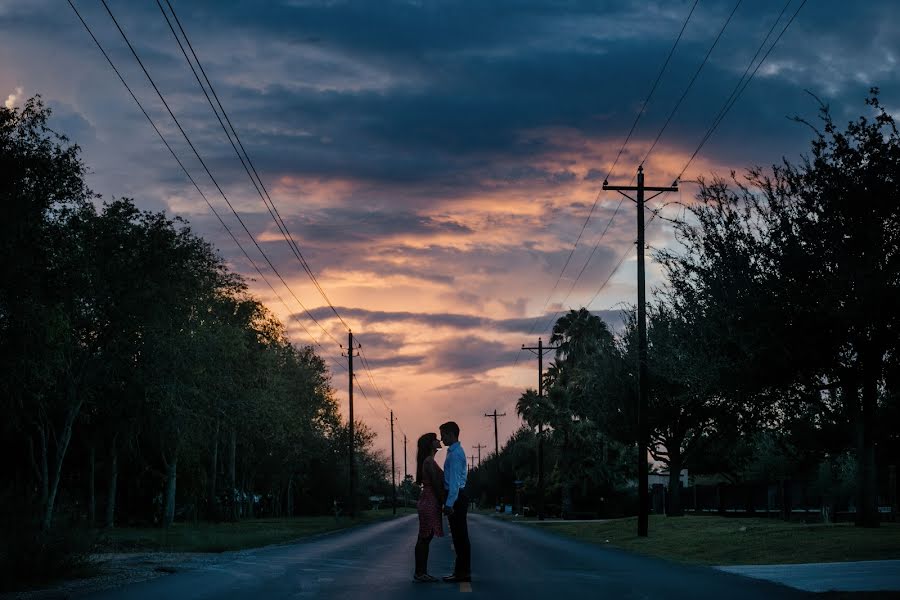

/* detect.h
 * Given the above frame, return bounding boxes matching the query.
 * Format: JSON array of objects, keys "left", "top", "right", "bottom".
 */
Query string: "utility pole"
[
  {"left": 390, "top": 411, "right": 397, "bottom": 515},
  {"left": 403, "top": 434, "right": 408, "bottom": 479},
  {"left": 522, "top": 337, "right": 559, "bottom": 521},
  {"left": 484, "top": 409, "right": 506, "bottom": 508},
  {"left": 343, "top": 331, "right": 360, "bottom": 518},
  {"left": 604, "top": 165, "right": 677, "bottom": 537},
  {"left": 469, "top": 455, "right": 476, "bottom": 470},
  {"left": 472, "top": 443, "right": 486, "bottom": 466}
]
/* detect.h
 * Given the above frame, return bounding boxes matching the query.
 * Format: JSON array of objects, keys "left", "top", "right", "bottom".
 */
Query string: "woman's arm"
[{"left": 426, "top": 460, "right": 446, "bottom": 505}]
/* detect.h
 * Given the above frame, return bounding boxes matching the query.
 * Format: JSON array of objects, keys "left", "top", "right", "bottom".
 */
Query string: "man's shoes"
[{"left": 442, "top": 574, "right": 471, "bottom": 583}]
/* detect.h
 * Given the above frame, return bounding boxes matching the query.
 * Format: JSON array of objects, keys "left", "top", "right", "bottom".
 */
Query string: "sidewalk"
[{"left": 716, "top": 560, "right": 900, "bottom": 593}]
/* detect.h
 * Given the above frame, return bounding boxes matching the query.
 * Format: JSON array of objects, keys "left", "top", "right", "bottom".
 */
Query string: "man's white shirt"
[{"left": 443, "top": 441, "right": 467, "bottom": 508}]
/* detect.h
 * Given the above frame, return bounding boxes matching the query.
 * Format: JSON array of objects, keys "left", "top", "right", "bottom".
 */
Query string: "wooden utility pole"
[
  {"left": 484, "top": 409, "right": 506, "bottom": 508},
  {"left": 403, "top": 434, "right": 408, "bottom": 479},
  {"left": 390, "top": 411, "right": 397, "bottom": 515},
  {"left": 603, "top": 166, "right": 677, "bottom": 537},
  {"left": 522, "top": 337, "right": 559, "bottom": 521},
  {"left": 472, "top": 443, "right": 486, "bottom": 466},
  {"left": 343, "top": 330, "right": 360, "bottom": 518},
  {"left": 469, "top": 455, "right": 476, "bottom": 470}
]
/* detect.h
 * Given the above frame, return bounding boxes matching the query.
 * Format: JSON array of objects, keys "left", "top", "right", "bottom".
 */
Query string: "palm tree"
[
  {"left": 515, "top": 388, "right": 551, "bottom": 430},
  {"left": 550, "top": 308, "right": 613, "bottom": 368}
]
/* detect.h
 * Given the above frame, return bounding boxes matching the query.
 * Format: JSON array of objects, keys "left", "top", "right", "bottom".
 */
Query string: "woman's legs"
[{"left": 414, "top": 533, "right": 434, "bottom": 575}]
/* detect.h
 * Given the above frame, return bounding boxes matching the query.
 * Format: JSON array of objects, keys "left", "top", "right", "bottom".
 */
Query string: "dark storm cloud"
[
  {"left": 284, "top": 207, "right": 472, "bottom": 244},
  {"left": 426, "top": 336, "right": 519, "bottom": 375},
  {"left": 9, "top": 0, "right": 896, "bottom": 203},
  {"left": 186, "top": 1, "right": 890, "bottom": 194},
  {"left": 303, "top": 306, "right": 626, "bottom": 335}
]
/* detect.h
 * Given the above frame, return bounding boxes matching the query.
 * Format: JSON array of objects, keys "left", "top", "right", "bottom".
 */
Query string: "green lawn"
[
  {"left": 98, "top": 508, "right": 416, "bottom": 553},
  {"left": 524, "top": 515, "right": 900, "bottom": 565}
]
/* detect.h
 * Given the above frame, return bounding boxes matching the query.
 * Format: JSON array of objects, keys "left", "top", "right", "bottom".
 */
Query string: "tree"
[
  {"left": 0, "top": 96, "right": 97, "bottom": 530},
  {"left": 658, "top": 89, "right": 900, "bottom": 527}
]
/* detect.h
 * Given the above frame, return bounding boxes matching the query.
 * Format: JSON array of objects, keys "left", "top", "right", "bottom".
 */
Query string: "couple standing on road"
[{"left": 413, "top": 421, "right": 471, "bottom": 583}]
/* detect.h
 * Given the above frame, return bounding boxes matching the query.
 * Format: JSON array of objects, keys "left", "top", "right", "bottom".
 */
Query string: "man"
[{"left": 439, "top": 421, "right": 470, "bottom": 583}]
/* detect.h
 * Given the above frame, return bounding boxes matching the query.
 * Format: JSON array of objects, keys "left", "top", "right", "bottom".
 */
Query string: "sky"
[{"left": 3, "top": 0, "right": 899, "bottom": 473}]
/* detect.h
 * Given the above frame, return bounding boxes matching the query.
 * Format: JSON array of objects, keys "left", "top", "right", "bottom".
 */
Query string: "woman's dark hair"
[{"left": 416, "top": 433, "right": 437, "bottom": 484}]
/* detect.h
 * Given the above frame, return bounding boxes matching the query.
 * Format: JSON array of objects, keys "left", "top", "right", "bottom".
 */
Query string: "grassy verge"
[
  {"left": 524, "top": 515, "right": 900, "bottom": 565},
  {"left": 98, "top": 508, "right": 416, "bottom": 553}
]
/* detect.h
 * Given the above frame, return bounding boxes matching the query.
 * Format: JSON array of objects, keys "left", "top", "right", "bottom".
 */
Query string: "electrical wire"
[
  {"left": 158, "top": 0, "right": 351, "bottom": 333},
  {"left": 639, "top": 0, "right": 743, "bottom": 168},
  {"left": 66, "top": 0, "right": 348, "bottom": 374},
  {"left": 98, "top": 0, "right": 342, "bottom": 348},
  {"left": 512, "top": 0, "right": 700, "bottom": 363}
]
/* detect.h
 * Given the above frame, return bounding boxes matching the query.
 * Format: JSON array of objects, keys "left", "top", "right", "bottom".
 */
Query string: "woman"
[{"left": 413, "top": 432, "right": 445, "bottom": 582}]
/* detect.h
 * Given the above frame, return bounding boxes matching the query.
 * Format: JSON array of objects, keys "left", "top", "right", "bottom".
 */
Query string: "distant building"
[
  {"left": 627, "top": 469, "right": 689, "bottom": 489},
  {"left": 649, "top": 469, "right": 689, "bottom": 488}
]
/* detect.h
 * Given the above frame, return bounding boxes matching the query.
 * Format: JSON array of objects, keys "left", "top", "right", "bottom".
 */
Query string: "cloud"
[
  {"left": 5, "top": 0, "right": 900, "bottom": 462},
  {"left": 302, "top": 305, "right": 626, "bottom": 336},
  {"left": 4, "top": 86, "right": 22, "bottom": 109}
]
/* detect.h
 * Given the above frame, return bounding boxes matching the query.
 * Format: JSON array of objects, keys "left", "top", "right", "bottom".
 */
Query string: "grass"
[
  {"left": 98, "top": 508, "right": 416, "bottom": 553},
  {"left": 522, "top": 515, "right": 900, "bottom": 566}
]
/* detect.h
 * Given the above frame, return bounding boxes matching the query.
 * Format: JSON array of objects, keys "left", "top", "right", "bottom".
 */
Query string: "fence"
[{"left": 650, "top": 468, "right": 898, "bottom": 523}]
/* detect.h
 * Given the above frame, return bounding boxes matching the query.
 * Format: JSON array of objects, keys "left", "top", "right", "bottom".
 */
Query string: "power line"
[
  {"left": 567, "top": 0, "right": 810, "bottom": 315},
  {"left": 93, "top": 0, "right": 341, "bottom": 348},
  {"left": 157, "top": 1, "right": 404, "bottom": 420},
  {"left": 358, "top": 348, "right": 407, "bottom": 438},
  {"left": 157, "top": 0, "right": 352, "bottom": 334},
  {"left": 352, "top": 372, "right": 386, "bottom": 423},
  {"left": 513, "top": 0, "right": 700, "bottom": 362},
  {"left": 640, "top": 0, "right": 743, "bottom": 168},
  {"left": 66, "top": 0, "right": 347, "bottom": 374},
  {"left": 537, "top": 194, "right": 627, "bottom": 334},
  {"left": 678, "top": 0, "right": 807, "bottom": 180}
]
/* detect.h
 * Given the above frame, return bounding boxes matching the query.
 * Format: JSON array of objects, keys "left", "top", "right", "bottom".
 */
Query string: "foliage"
[{"left": 0, "top": 94, "right": 390, "bottom": 583}]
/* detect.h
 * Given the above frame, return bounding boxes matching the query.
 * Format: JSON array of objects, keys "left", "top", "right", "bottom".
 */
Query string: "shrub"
[{"left": 0, "top": 520, "right": 98, "bottom": 592}]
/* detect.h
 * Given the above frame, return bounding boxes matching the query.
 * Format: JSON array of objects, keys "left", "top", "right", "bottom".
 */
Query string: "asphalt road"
[{"left": 84, "top": 514, "right": 811, "bottom": 599}]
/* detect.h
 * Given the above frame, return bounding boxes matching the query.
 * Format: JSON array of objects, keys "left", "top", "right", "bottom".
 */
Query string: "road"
[{"left": 84, "top": 514, "right": 810, "bottom": 599}]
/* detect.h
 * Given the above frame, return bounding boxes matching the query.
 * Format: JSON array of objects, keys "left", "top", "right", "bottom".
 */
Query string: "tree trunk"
[
  {"left": 228, "top": 427, "right": 238, "bottom": 522},
  {"left": 286, "top": 474, "right": 294, "bottom": 518},
  {"left": 209, "top": 418, "right": 219, "bottom": 521},
  {"left": 560, "top": 432, "right": 572, "bottom": 519},
  {"left": 163, "top": 456, "right": 178, "bottom": 528},
  {"left": 780, "top": 478, "right": 792, "bottom": 521},
  {"left": 105, "top": 437, "right": 118, "bottom": 528},
  {"left": 666, "top": 451, "right": 684, "bottom": 516},
  {"left": 88, "top": 444, "right": 96, "bottom": 527},
  {"left": 42, "top": 387, "right": 83, "bottom": 531},
  {"left": 856, "top": 344, "right": 880, "bottom": 528},
  {"left": 36, "top": 427, "right": 49, "bottom": 521},
  {"left": 245, "top": 473, "right": 255, "bottom": 519}
]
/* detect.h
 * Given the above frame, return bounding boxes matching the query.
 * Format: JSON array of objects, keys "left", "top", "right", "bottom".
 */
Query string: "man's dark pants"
[{"left": 448, "top": 490, "right": 471, "bottom": 576}]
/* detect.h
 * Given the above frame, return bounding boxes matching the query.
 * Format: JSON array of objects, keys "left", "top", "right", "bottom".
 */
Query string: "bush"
[
  {"left": 0, "top": 520, "right": 98, "bottom": 592},
  {"left": 598, "top": 489, "right": 639, "bottom": 518}
]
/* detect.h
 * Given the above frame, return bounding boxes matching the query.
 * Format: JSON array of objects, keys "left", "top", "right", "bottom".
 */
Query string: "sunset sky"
[{"left": 3, "top": 0, "right": 899, "bottom": 472}]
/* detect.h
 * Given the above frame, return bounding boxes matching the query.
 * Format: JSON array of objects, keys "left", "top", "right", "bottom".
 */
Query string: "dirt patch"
[{"left": 1, "top": 552, "right": 226, "bottom": 599}]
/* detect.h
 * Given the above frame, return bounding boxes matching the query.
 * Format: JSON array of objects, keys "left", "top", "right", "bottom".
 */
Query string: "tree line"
[
  {"left": 469, "top": 90, "right": 900, "bottom": 528},
  {"left": 0, "top": 97, "right": 390, "bottom": 546}
]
